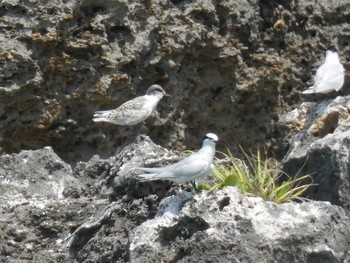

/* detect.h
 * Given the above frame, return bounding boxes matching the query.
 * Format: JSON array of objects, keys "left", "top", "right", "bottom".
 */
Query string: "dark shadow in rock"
[
  {"left": 282, "top": 146, "right": 341, "bottom": 206},
  {"left": 218, "top": 195, "right": 231, "bottom": 211},
  {"left": 65, "top": 202, "right": 119, "bottom": 259},
  {"left": 307, "top": 251, "right": 338, "bottom": 263},
  {"left": 157, "top": 215, "right": 210, "bottom": 245}
]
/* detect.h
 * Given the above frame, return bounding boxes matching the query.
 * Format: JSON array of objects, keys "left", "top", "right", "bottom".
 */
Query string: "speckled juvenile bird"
[
  {"left": 136, "top": 133, "right": 219, "bottom": 184},
  {"left": 302, "top": 47, "right": 345, "bottom": 94},
  {"left": 93, "top": 84, "right": 169, "bottom": 125}
]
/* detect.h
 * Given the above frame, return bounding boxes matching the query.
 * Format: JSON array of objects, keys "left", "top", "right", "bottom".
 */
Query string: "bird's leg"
[
  {"left": 131, "top": 123, "right": 142, "bottom": 136},
  {"left": 190, "top": 180, "right": 197, "bottom": 190},
  {"left": 191, "top": 181, "right": 204, "bottom": 193},
  {"left": 139, "top": 121, "right": 149, "bottom": 134}
]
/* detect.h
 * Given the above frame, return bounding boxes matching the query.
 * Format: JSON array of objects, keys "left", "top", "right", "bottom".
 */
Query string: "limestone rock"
[
  {"left": 1, "top": 0, "right": 349, "bottom": 163},
  {"left": 1, "top": 136, "right": 350, "bottom": 262},
  {"left": 130, "top": 187, "right": 350, "bottom": 263},
  {"left": 279, "top": 96, "right": 350, "bottom": 209}
]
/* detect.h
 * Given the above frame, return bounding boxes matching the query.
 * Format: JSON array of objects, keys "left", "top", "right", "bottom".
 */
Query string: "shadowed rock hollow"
[{"left": 0, "top": 0, "right": 349, "bottom": 163}]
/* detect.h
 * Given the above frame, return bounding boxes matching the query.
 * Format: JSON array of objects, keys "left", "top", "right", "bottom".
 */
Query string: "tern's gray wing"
[
  {"left": 93, "top": 96, "right": 152, "bottom": 124},
  {"left": 313, "top": 63, "right": 344, "bottom": 92},
  {"left": 138, "top": 153, "right": 200, "bottom": 172},
  {"left": 313, "top": 63, "right": 330, "bottom": 88},
  {"left": 138, "top": 158, "right": 210, "bottom": 183},
  {"left": 111, "top": 96, "right": 151, "bottom": 118},
  {"left": 170, "top": 159, "right": 210, "bottom": 176},
  {"left": 138, "top": 170, "right": 176, "bottom": 181}
]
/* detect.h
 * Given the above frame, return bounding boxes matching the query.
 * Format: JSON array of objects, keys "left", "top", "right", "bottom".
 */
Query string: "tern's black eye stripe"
[
  {"left": 203, "top": 135, "right": 215, "bottom": 141},
  {"left": 326, "top": 46, "right": 337, "bottom": 53}
]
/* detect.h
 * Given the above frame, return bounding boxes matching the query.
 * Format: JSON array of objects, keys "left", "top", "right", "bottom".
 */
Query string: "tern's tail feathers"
[
  {"left": 93, "top": 110, "right": 109, "bottom": 117},
  {"left": 93, "top": 110, "right": 113, "bottom": 122},
  {"left": 137, "top": 167, "right": 164, "bottom": 173},
  {"left": 138, "top": 173, "right": 160, "bottom": 181},
  {"left": 94, "top": 110, "right": 110, "bottom": 114},
  {"left": 137, "top": 167, "right": 176, "bottom": 182},
  {"left": 92, "top": 117, "right": 110, "bottom": 122},
  {"left": 302, "top": 86, "right": 314, "bottom": 94},
  {"left": 138, "top": 173, "right": 176, "bottom": 182}
]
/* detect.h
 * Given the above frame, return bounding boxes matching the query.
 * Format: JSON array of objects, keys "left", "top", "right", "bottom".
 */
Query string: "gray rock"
[
  {"left": 1, "top": 136, "right": 350, "bottom": 262},
  {"left": 0, "top": 135, "right": 181, "bottom": 262},
  {"left": 0, "top": 146, "right": 78, "bottom": 202},
  {"left": 1, "top": 0, "right": 350, "bottom": 261},
  {"left": 130, "top": 187, "right": 350, "bottom": 263},
  {"left": 1, "top": 0, "right": 349, "bottom": 163},
  {"left": 279, "top": 96, "right": 350, "bottom": 209},
  {"left": 0, "top": 147, "right": 81, "bottom": 262}
]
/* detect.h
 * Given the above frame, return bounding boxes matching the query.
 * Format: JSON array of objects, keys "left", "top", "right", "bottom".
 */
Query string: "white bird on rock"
[
  {"left": 302, "top": 47, "right": 345, "bottom": 94},
  {"left": 137, "top": 133, "right": 219, "bottom": 185},
  {"left": 93, "top": 84, "right": 169, "bottom": 125}
]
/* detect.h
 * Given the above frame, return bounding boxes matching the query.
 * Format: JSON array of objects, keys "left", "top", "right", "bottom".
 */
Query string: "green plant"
[{"left": 208, "top": 148, "right": 315, "bottom": 203}]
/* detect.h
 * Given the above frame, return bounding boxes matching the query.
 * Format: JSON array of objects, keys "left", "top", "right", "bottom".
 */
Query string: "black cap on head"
[
  {"left": 202, "top": 133, "right": 219, "bottom": 143},
  {"left": 146, "top": 84, "right": 166, "bottom": 95},
  {"left": 326, "top": 46, "right": 338, "bottom": 53}
]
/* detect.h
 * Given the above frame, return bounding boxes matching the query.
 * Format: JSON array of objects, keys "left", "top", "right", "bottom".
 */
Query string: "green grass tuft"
[{"left": 208, "top": 147, "right": 315, "bottom": 203}]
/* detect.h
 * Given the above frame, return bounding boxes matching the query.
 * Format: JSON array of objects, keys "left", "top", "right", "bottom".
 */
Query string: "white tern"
[
  {"left": 302, "top": 47, "right": 344, "bottom": 94},
  {"left": 137, "top": 133, "right": 219, "bottom": 184},
  {"left": 93, "top": 84, "right": 169, "bottom": 125}
]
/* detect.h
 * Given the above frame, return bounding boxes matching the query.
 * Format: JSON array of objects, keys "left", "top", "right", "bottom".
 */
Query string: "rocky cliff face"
[
  {"left": 1, "top": 0, "right": 350, "bottom": 262},
  {"left": 1, "top": 136, "right": 350, "bottom": 262},
  {"left": 279, "top": 96, "right": 350, "bottom": 209},
  {"left": 1, "top": 0, "right": 349, "bottom": 163}
]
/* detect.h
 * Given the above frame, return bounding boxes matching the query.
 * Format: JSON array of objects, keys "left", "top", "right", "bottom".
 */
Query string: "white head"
[
  {"left": 202, "top": 133, "right": 219, "bottom": 146},
  {"left": 146, "top": 84, "right": 169, "bottom": 98},
  {"left": 325, "top": 47, "right": 340, "bottom": 64}
]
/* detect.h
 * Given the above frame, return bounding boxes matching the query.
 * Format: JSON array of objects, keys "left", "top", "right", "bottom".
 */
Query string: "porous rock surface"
[
  {"left": 1, "top": 135, "right": 350, "bottom": 262},
  {"left": 1, "top": 0, "right": 350, "bottom": 262},
  {"left": 0, "top": 0, "right": 349, "bottom": 163},
  {"left": 131, "top": 188, "right": 350, "bottom": 263},
  {"left": 0, "top": 136, "right": 173, "bottom": 262},
  {"left": 279, "top": 95, "right": 350, "bottom": 210}
]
